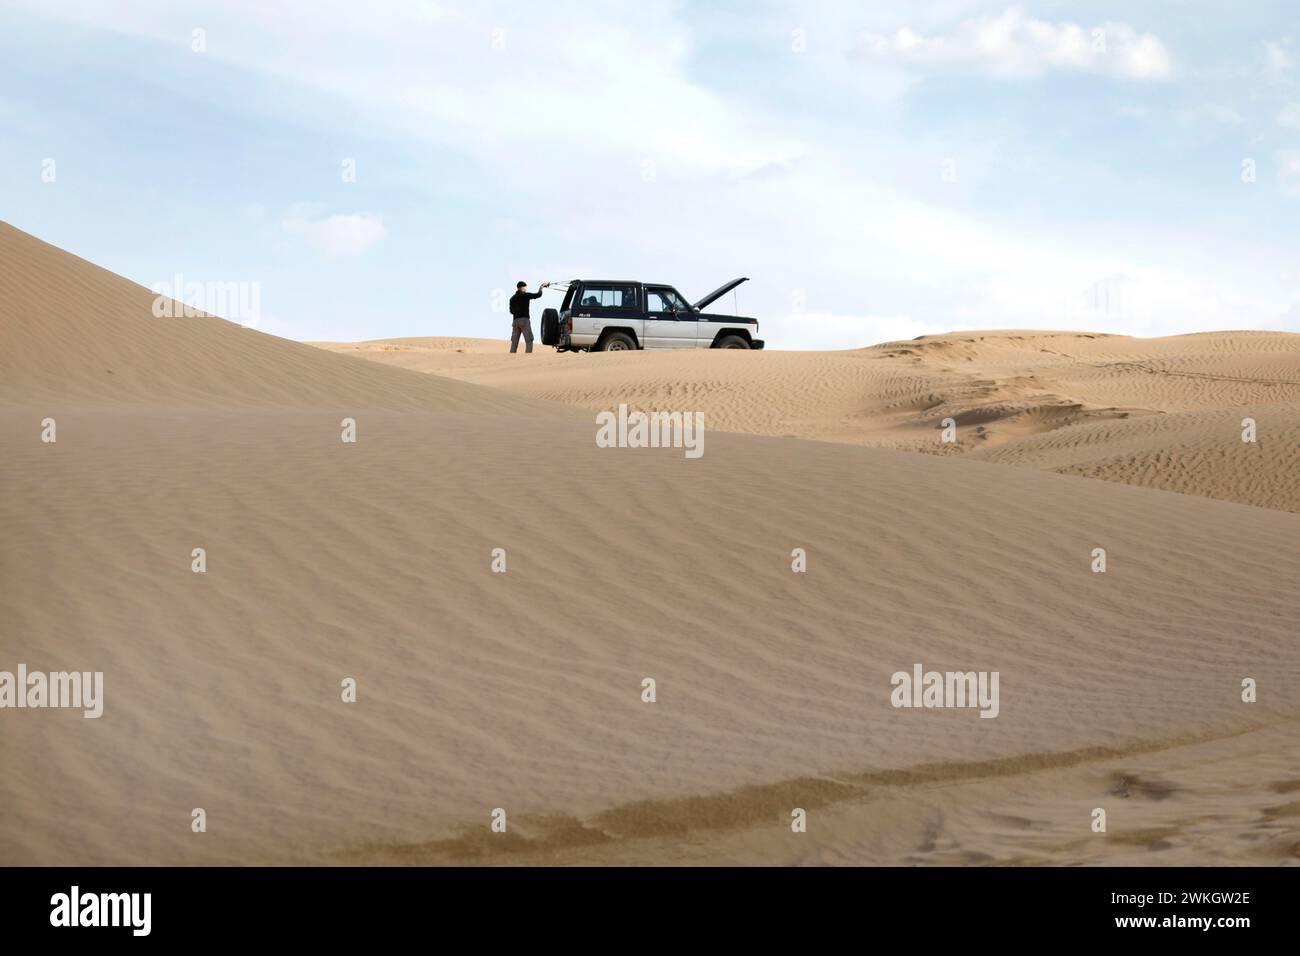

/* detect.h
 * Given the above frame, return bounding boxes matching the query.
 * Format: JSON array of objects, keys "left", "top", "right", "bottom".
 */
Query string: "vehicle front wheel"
[
  {"left": 714, "top": 335, "right": 751, "bottom": 349},
  {"left": 599, "top": 332, "right": 637, "bottom": 352}
]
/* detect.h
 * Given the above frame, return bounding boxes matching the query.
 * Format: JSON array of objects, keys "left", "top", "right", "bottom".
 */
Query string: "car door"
[
  {"left": 644, "top": 286, "right": 697, "bottom": 348},
  {"left": 574, "top": 283, "right": 640, "bottom": 344}
]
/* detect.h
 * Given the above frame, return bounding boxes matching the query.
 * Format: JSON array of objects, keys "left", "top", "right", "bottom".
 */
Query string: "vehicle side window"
[
  {"left": 578, "top": 285, "right": 635, "bottom": 310},
  {"left": 648, "top": 289, "right": 691, "bottom": 314}
]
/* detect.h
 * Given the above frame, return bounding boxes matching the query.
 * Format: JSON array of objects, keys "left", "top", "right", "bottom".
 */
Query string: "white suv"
[{"left": 541, "top": 278, "right": 764, "bottom": 351}]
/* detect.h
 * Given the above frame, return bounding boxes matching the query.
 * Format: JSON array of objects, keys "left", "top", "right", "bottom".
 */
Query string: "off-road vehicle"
[{"left": 540, "top": 278, "right": 764, "bottom": 351}]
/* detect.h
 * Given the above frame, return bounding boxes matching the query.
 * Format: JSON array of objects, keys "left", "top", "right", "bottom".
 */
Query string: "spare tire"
[{"left": 540, "top": 308, "right": 560, "bottom": 346}]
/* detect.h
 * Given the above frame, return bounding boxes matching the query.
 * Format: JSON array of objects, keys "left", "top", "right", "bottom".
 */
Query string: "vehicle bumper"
[
  {"left": 559, "top": 332, "right": 597, "bottom": 350},
  {"left": 751, "top": 339, "right": 765, "bottom": 350}
]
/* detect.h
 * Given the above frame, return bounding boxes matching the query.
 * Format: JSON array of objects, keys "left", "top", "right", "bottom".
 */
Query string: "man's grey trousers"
[{"left": 510, "top": 317, "right": 534, "bottom": 353}]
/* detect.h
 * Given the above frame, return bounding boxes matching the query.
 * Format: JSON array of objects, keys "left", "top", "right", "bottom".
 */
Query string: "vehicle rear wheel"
[
  {"left": 714, "top": 334, "right": 751, "bottom": 349},
  {"left": 599, "top": 332, "right": 637, "bottom": 352}
]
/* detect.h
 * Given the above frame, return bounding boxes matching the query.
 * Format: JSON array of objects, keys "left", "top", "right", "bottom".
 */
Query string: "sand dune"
[
  {"left": 320, "top": 332, "right": 1300, "bottom": 511},
  {"left": 4, "top": 221, "right": 1299, "bottom": 866},
  {"left": 0, "top": 224, "right": 553, "bottom": 416}
]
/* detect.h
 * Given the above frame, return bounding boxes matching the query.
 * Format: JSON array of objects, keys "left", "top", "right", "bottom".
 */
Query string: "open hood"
[{"left": 693, "top": 277, "right": 748, "bottom": 311}]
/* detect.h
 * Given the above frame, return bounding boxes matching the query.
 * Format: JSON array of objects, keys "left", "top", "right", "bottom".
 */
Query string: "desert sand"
[
  {"left": 320, "top": 331, "right": 1300, "bottom": 513},
  {"left": 3, "top": 219, "right": 1298, "bottom": 866}
]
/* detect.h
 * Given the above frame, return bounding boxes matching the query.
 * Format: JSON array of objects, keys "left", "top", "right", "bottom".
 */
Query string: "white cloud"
[
  {"left": 281, "top": 207, "right": 386, "bottom": 257},
  {"left": 1277, "top": 102, "right": 1300, "bottom": 130},
  {"left": 767, "top": 312, "right": 951, "bottom": 351},
  {"left": 1265, "top": 40, "right": 1295, "bottom": 81},
  {"left": 11, "top": 1, "right": 803, "bottom": 183},
  {"left": 1201, "top": 104, "right": 1246, "bottom": 126},
  {"left": 1277, "top": 149, "right": 1300, "bottom": 199},
  {"left": 859, "top": 7, "right": 1172, "bottom": 80}
]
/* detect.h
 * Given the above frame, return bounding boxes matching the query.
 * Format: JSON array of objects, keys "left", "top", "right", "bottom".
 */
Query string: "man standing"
[{"left": 508, "top": 280, "right": 549, "bottom": 353}]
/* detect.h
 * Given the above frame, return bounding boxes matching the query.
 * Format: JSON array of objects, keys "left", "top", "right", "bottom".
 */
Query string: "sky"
[{"left": 1, "top": 0, "right": 1297, "bottom": 348}]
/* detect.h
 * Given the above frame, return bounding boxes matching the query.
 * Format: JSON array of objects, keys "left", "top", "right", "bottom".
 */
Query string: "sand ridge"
[
  {"left": 319, "top": 331, "right": 1300, "bottom": 511},
  {"left": 0, "top": 222, "right": 563, "bottom": 417}
]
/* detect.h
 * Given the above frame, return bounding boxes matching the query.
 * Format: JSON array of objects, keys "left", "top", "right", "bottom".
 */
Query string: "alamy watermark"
[
  {"left": 890, "top": 663, "right": 999, "bottom": 718},
  {"left": 0, "top": 665, "right": 103, "bottom": 718},
  {"left": 151, "top": 273, "right": 262, "bottom": 326},
  {"left": 50, "top": 886, "right": 150, "bottom": 936},
  {"left": 596, "top": 403, "right": 705, "bottom": 459}
]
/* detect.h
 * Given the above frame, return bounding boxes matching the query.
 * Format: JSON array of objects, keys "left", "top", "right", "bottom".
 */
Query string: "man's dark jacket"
[{"left": 509, "top": 289, "right": 543, "bottom": 319}]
